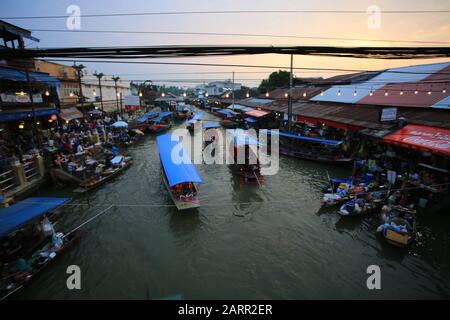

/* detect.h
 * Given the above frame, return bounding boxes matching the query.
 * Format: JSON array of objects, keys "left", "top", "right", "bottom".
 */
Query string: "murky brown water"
[{"left": 15, "top": 116, "right": 450, "bottom": 299}]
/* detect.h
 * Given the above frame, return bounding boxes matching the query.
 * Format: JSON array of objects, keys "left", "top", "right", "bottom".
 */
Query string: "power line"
[
  {"left": 42, "top": 58, "right": 450, "bottom": 75},
  {"left": 2, "top": 9, "right": 450, "bottom": 20},
  {"left": 28, "top": 29, "right": 450, "bottom": 45}
]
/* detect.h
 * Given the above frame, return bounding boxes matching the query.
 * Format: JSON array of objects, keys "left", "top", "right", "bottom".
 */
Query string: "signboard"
[
  {"left": 380, "top": 107, "right": 397, "bottom": 122},
  {"left": 0, "top": 93, "right": 43, "bottom": 103}
]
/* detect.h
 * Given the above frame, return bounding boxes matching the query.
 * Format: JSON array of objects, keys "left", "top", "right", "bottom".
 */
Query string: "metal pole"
[
  {"left": 24, "top": 69, "right": 41, "bottom": 148},
  {"left": 232, "top": 71, "right": 235, "bottom": 111},
  {"left": 112, "top": 76, "right": 120, "bottom": 114},
  {"left": 288, "top": 54, "right": 293, "bottom": 133}
]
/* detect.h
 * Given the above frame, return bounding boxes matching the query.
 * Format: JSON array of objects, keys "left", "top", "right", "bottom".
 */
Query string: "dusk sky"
[{"left": 1, "top": 0, "right": 450, "bottom": 87}]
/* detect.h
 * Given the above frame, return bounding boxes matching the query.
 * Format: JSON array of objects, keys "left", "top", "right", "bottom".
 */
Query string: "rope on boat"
[{"left": 63, "top": 205, "right": 114, "bottom": 239}]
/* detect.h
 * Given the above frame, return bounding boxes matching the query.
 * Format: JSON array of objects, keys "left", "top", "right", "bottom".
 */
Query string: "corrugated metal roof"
[
  {"left": 311, "top": 62, "right": 450, "bottom": 106},
  {"left": 263, "top": 101, "right": 450, "bottom": 130}
]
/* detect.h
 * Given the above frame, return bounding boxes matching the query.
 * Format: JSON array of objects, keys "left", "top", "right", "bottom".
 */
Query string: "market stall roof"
[
  {"left": 383, "top": 124, "right": 450, "bottom": 157},
  {"left": 157, "top": 134, "right": 204, "bottom": 187},
  {"left": 0, "top": 197, "right": 69, "bottom": 238},
  {"left": 0, "top": 66, "right": 60, "bottom": 87},
  {"left": 217, "top": 108, "right": 238, "bottom": 118},
  {"left": 59, "top": 107, "right": 83, "bottom": 121},
  {"left": 261, "top": 129, "right": 343, "bottom": 146},
  {"left": 245, "top": 109, "right": 271, "bottom": 118},
  {"left": 227, "top": 104, "right": 254, "bottom": 112}
]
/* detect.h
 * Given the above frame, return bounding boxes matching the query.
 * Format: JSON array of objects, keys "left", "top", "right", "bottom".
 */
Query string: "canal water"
[{"left": 16, "top": 116, "right": 450, "bottom": 299}]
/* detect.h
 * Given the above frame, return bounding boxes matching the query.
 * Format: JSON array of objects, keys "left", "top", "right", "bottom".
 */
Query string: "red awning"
[
  {"left": 245, "top": 109, "right": 270, "bottom": 118},
  {"left": 383, "top": 124, "right": 450, "bottom": 157}
]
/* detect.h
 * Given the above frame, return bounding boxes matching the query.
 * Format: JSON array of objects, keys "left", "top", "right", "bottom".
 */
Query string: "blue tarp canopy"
[
  {"left": 0, "top": 67, "right": 60, "bottom": 87},
  {"left": 245, "top": 117, "right": 258, "bottom": 123},
  {"left": 136, "top": 115, "right": 148, "bottom": 123},
  {"left": 186, "top": 119, "right": 197, "bottom": 125},
  {"left": 261, "top": 130, "right": 343, "bottom": 146},
  {"left": 228, "top": 130, "right": 260, "bottom": 146},
  {"left": 0, "top": 108, "right": 59, "bottom": 122},
  {"left": 157, "top": 134, "right": 204, "bottom": 187},
  {"left": 192, "top": 112, "right": 203, "bottom": 121},
  {"left": 159, "top": 111, "right": 172, "bottom": 118},
  {"left": 145, "top": 111, "right": 158, "bottom": 117},
  {"left": 176, "top": 105, "right": 195, "bottom": 111},
  {"left": 0, "top": 197, "right": 69, "bottom": 238},
  {"left": 217, "top": 109, "right": 238, "bottom": 118},
  {"left": 203, "top": 121, "right": 220, "bottom": 129},
  {"left": 227, "top": 104, "right": 254, "bottom": 112}
]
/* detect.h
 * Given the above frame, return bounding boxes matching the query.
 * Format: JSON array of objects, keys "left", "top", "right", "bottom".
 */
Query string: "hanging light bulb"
[
  {"left": 265, "top": 91, "right": 269, "bottom": 97},
  {"left": 399, "top": 90, "right": 404, "bottom": 95},
  {"left": 284, "top": 92, "right": 288, "bottom": 98},
  {"left": 320, "top": 91, "right": 324, "bottom": 96},
  {"left": 18, "top": 122, "right": 25, "bottom": 129},
  {"left": 93, "top": 89, "right": 97, "bottom": 96},
  {"left": 117, "top": 92, "right": 120, "bottom": 97},
  {"left": 69, "top": 92, "right": 74, "bottom": 97},
  {"left": 427, "top": 90, "right": 432, "bottom": 95},
  {"left": 19, "top": 89, "right": 25, "bottom": 96},
  {"left": 162, "top": 92, "right": 166, "bottom": 97},
  {"left": 384, "top": 90, "right": 389, "bottom": 96},
  {"left": 443, "top": 88, "right": 447, "bottom": 94},
  {"left": 204, "top": 92, "right": 208, "bottom": 97},
  {"left": 414, "top": 89, "right": 418, "bottom": 95},
  {"left": 369, "top": 90, "right": 373, "bottom": 96},
  {"left": 302, "top": 92, "right": 307, "bottom": 98},
  {"left": 353, "top": 89, "right": 357, "bottom": 96},
  {"left": 45, "top": 89, "right": 50, "bottom": 96},
  {"left": 337, "top": 89, "right": 341, "bottom": 96},
  {"left": 246, "top": 92, "right": 250, "bottom": 98},
  {"left": 138, "top": 91, "right": 143, "bottom": 97},
  {"left": 183, "top": 92, "right": 187, "bottom": 97}
]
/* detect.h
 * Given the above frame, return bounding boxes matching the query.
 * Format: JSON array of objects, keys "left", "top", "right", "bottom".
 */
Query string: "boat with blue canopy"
[
  {"left": 145, "top": 111, "right": 172, "bottom": 133},
  {"left": 186, "top": 112, "right": 204, "bottom": 132},
  {"left": 227, "top": 130, "right": 264, "bottom": 184},
  {"left": 0, "top": 197, "right": 82, "bottom": 300},
  {"left": 157, "top": 134, "right": 204, "bottom": 210},
  {"left": 261, "top": 129, "right": 352, "bottom": 165},
  {"left": 0, "top": 197, "right": 69, "bottom": 239}
]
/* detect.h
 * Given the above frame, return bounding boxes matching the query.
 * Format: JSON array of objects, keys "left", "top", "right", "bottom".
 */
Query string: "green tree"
[{"left": 258, "top": 70, "right": 292, "bottom": 93}]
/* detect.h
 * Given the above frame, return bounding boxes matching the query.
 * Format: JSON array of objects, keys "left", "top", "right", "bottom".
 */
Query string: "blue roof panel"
[{"left": 157, "top": 134, "right": 204, "bottom": 187}]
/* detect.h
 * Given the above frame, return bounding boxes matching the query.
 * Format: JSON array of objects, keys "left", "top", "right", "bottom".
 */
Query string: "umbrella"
[{"left": 112, "top": 121, "right": 128, "bottom": 129}]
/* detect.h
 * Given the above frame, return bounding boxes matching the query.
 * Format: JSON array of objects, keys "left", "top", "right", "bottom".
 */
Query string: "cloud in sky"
[{"left": 1, "top": 0, "right": 450, "bottom": 87}]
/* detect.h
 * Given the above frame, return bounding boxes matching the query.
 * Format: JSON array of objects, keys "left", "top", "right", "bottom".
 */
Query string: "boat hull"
[{"left": 161, "top": 167, "right": 200, "bottom": 211}]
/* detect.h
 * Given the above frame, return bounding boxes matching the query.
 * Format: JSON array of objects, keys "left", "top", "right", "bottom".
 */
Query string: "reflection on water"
[{"left": 13, "top": 120, "right": 450, "bottom": 300}]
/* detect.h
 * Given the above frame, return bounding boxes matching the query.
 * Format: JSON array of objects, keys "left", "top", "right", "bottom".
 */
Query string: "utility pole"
[
  {"left": 93, "top": 72, "right": 104, "bottom": 114},
  {"left": 288, "top": 54, "right": 294, "bottom": 133},
  {"left": 73, "top": 63, "right": 85, "bottom": 117},
  {"left": 112, "top": 76, "right": 120, "bottom": 114},
  {"left": 232, "top": 71, "right": 235, "bottom": 111}
]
